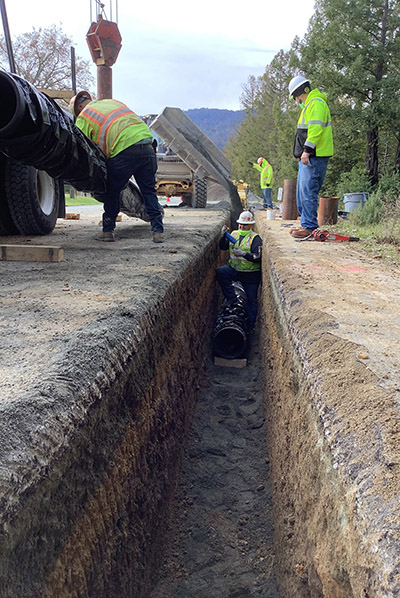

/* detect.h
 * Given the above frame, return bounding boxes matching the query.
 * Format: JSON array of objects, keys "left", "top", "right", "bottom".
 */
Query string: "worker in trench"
[
  {"left": 70, "top": 90, "right": 164, "bottom": 243},
  {"left": 216, "top": 211, "right": 262, "bottom": 331},
  {"left": 287, "top": 74, "right": 334, "bottom": 239},
  {"left": 248, "top": 157, "right": 275, "bottom": 209}
]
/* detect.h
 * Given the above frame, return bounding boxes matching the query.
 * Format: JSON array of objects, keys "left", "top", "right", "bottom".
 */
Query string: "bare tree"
[{"left": 0, "top": 24, "right": 94, "bottom": 91}]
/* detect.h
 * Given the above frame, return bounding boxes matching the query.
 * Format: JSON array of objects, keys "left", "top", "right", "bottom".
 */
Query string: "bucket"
[
  {"left": 343, "top": 192, "right": 369, "bottom": 212},
  {"left": 266, "top": 209, "right": 275, "bottom": 220},
  {"left": 318, "top": 196, "right": 339, "bottom": 226}
]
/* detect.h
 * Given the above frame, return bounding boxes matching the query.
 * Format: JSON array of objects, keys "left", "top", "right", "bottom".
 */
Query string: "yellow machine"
[{"left": 233, "top": 180, "right": 250, "bottom": 209}]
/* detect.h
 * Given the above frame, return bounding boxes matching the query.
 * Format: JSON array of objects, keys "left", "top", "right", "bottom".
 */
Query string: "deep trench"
[{"left": 149, "top": 328, "right": 280, "bottom": 598}]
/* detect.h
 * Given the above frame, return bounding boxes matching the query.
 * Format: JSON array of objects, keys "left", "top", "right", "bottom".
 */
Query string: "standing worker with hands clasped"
[
  {"left": 70, "top": 91, "right": 164, "bottom": 243},
  {"left": 216, "top": 211, "right": 262, "bottom": 330},
  {"left": 249, "top": 157, "right": 274, "bottom": 209},
  {"left": 288, "top": 75, "right": 333, "bottom": 239}
]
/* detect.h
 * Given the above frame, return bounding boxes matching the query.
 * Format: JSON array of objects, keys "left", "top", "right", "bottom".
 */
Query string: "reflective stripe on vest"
[
  {"left": 80, "top": 103, "right": 144, "bottom": 156},
  {"left": 298, "top": 98, "right": 332, "bottom": 128},
  {"left": 229, "top": 231, "right": 260, "bottom": 272}
]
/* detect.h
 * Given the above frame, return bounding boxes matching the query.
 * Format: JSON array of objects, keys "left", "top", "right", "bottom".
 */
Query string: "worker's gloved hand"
[
  {"left": 220, "top": 224, "right": 229, "bottom": 236},
  {"left": 232, "top": 248, "right": 247, "bottom": 257},
  {"left": 248, "top": 161, "right": 253, "bottom": 166}
]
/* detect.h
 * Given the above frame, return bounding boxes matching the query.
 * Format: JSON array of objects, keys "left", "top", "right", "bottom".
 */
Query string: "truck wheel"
[
  {"left": 193, "top": 177, "right": 207, "bottom": 208},
  {"left": 180, "top": 192, "right": 192, "bottom": 207},
  {"left": 4, "top": 160, "right": 60, "bottom": 235},
  {"left": 0, "top": 155, "right": 19, "bottom": 235}
]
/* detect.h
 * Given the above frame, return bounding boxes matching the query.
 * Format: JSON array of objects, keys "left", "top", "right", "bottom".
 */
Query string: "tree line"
[{"left": 226, "top": 0, "right": 400, "bottom": 201}]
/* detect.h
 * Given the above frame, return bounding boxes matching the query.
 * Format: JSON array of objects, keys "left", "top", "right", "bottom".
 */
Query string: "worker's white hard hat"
[
  {"left": 257, "top": 157, "right": 264, "bottom": 165},
  {"left": 69, "top": 90, "right": 92, "bottom": 116},
  {"left": 288, "top": 75, "right": 310, "bottom": 98},
  {"left": 237, "top": 211, "right": 256, "bottom": 225}
]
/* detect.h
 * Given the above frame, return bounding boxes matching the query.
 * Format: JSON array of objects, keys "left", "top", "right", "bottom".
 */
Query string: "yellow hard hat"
[{"left": 69, "top": 90, "right": 92, "bottom": 116}]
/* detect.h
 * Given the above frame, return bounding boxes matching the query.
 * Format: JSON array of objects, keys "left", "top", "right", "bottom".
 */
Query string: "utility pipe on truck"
[{"left": 0, "top": 71, "right": 148, "bottom": 236}]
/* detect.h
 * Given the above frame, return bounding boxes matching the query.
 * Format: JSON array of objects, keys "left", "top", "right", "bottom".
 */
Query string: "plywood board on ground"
[{"left": 0, "top": 245, "right": 64, "bottom": 262}]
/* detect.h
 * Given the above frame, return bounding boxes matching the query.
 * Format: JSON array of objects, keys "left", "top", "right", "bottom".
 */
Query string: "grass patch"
[
  {"left": 323, "top": 218, "right": 400, "bottom": 265},
  {"left": 65, "top": 194, "right": 101, "bottom": 206}
]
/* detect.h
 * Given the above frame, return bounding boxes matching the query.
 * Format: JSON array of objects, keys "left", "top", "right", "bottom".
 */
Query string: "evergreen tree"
[
  {"left": 300, "top": 0, "right": 400, "bottom": 185},
  {"left": 226, "top": 48, "right": 300, "bottom": 197}
]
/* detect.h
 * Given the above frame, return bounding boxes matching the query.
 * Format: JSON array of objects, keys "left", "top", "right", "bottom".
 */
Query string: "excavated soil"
[{"left": 2, "top": 195, "right": 400, "bottom": 596}]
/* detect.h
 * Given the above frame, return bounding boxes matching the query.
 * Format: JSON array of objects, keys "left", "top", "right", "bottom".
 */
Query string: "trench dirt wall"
[
  {"left": 0, "top": 206, "right": 230, "bottom": 598},
  {"left": 258, "top": 216, "right": 400, "bottom": 597}
]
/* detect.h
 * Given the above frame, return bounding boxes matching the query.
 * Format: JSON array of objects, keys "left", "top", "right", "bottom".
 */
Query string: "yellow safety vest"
[
  {"left": 253, "top": 159, "right": 274, "bottom": 189},
  {"left": 76, "top": 99, "right": 152, "bottom": 158},
  {"left": 228, "top": 231, "right": 261, "bottom": 272},
  {"left": 295, "top": 88, "right": 333, "bottom": 157}
]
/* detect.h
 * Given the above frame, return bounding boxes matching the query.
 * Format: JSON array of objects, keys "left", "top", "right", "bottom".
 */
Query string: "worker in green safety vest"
[
  {"left": 249, "top": 157, "right": 274, "bottom": 209},
  {"left": 70, "top": 90, "right": 164, "bottom": 243},
  {"left": 216, "top": 211, "right": 262, "bottom": 330},
  {"left": 287, "top": 75, "right": 333, "bottom": 239}
]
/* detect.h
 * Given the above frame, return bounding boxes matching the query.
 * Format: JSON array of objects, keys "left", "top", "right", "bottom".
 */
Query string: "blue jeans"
[
  {"left": 94, "top": 143, "right": 164, "bottom": 233},
  {"left": 296, "top": 157, "right": 329, "bottom": 230},
  {"left": 262, "top": 187, "right": 272, "bottom": 208},
  {"left": 216, "top": 265, "right": 260, "bottom": 328}
]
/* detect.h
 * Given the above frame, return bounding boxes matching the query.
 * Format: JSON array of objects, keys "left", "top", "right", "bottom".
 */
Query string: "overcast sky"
[{"left": 3, "top": 0, "right": 315, "bottom": 114}]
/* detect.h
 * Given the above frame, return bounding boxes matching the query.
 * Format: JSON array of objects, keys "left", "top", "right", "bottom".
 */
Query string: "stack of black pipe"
[
  {"left": 0, "top": 70, "right": 107, "bottom": 193},
  {"left": 213, "top": 282, "right": 249, "bottom": 359}
]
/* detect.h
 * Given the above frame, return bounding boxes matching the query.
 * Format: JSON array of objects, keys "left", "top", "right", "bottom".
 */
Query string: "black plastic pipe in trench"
[
  {"left": 0, "top": 70, "right": 107, "bottom": 193},
  {"left": 213, "top": 282, "right": 249, "bottom": 360}
]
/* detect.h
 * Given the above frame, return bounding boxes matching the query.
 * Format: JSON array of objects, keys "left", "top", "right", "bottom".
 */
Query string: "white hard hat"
[
  {"left": 288, "top": 75, "right": 310, "bottom": 98},
  {"left": 69, "top": 90, "right": 92, "bottom": 116},
  {"left": 237, "top": 211, "right": 256, "bottom": 225},
  {"left": 257, "top": 157, "right": 264, "bottom": 165}
]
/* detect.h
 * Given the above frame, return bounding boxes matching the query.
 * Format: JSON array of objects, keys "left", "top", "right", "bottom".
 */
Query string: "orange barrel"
[
  {"left": 318, "top": 196, "right": 339, "bottom": 226},
  {"left": 282, "top": 179, "right": 298, "bottom": 220}
]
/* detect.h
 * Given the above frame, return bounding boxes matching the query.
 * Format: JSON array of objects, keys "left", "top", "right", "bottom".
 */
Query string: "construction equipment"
[
  {"left": 148, "top": 107, "right": 233, "bottom": 208},
  {"left": 296, "top": 229, "right": 360, "bottom": 242},
  {"left": 86, "top": 10, "right": 122, "bottom": 100},
  {"left": 0, "top": 0, "right": 150, "bottom": 235},
  {"left": 233, "top": 180, "right": 249, "bottom": 209}
]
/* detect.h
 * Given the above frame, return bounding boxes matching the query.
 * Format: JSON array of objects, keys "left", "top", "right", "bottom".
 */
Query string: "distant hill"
[{"left": 184, "top": 108, "right": 245, "bottom": 151}]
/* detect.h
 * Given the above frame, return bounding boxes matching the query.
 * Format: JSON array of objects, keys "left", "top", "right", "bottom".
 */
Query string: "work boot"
[
  {"left": 152, "top": 232, "right": 164, "bottom": 243},
  {"left": 96, "top": 231, "right": 115, "bottom": 242},
  {"left": 290, "top": 227, "right": 313, "bottom": 239}
]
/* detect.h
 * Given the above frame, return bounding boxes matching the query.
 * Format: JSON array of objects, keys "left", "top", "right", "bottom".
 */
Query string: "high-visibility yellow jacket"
[
  {"left": 293, "top": 88, "right": 333, "bottom": 159},
  {"left": 252, "top": 159, "right": 274, "bottom": 189},
  {"left": 228, "top": 230, "right": 261, "bottom": 272},
  {"left": 76, "top": 99, "right": 152, "bottom": 158}
]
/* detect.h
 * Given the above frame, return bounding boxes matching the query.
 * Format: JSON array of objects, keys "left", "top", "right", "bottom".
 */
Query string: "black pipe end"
[
  {"left": 213, "top": 324, "right": 247, "bottom": 360},
  {"left": 0, "top": 71, "right": 26, "bottom": 136}
]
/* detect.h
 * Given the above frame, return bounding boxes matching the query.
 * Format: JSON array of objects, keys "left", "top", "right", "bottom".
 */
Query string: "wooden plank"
[
  {"left": 64, "top": 213, "right": 81, "bottom": 220},
  {"left": 37, "top": 89, "right": 74, "bottom": 101},
  {"left": 0, "top": 245, "right": 64, "bottom": 262},
  {"left": 214, "top": 356, "right": 247, "bottom": 368}
]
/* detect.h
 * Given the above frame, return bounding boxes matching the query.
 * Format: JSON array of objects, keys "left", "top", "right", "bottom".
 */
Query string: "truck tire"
[
  {"left": 0, "top": 155, "right": 19, "bottom": 235},
  {"left": 4, "top": 159, "right": 60, "bottom": 235},
  {"left": 193, "top": 177, "right": 207, "bottom": 208}
]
